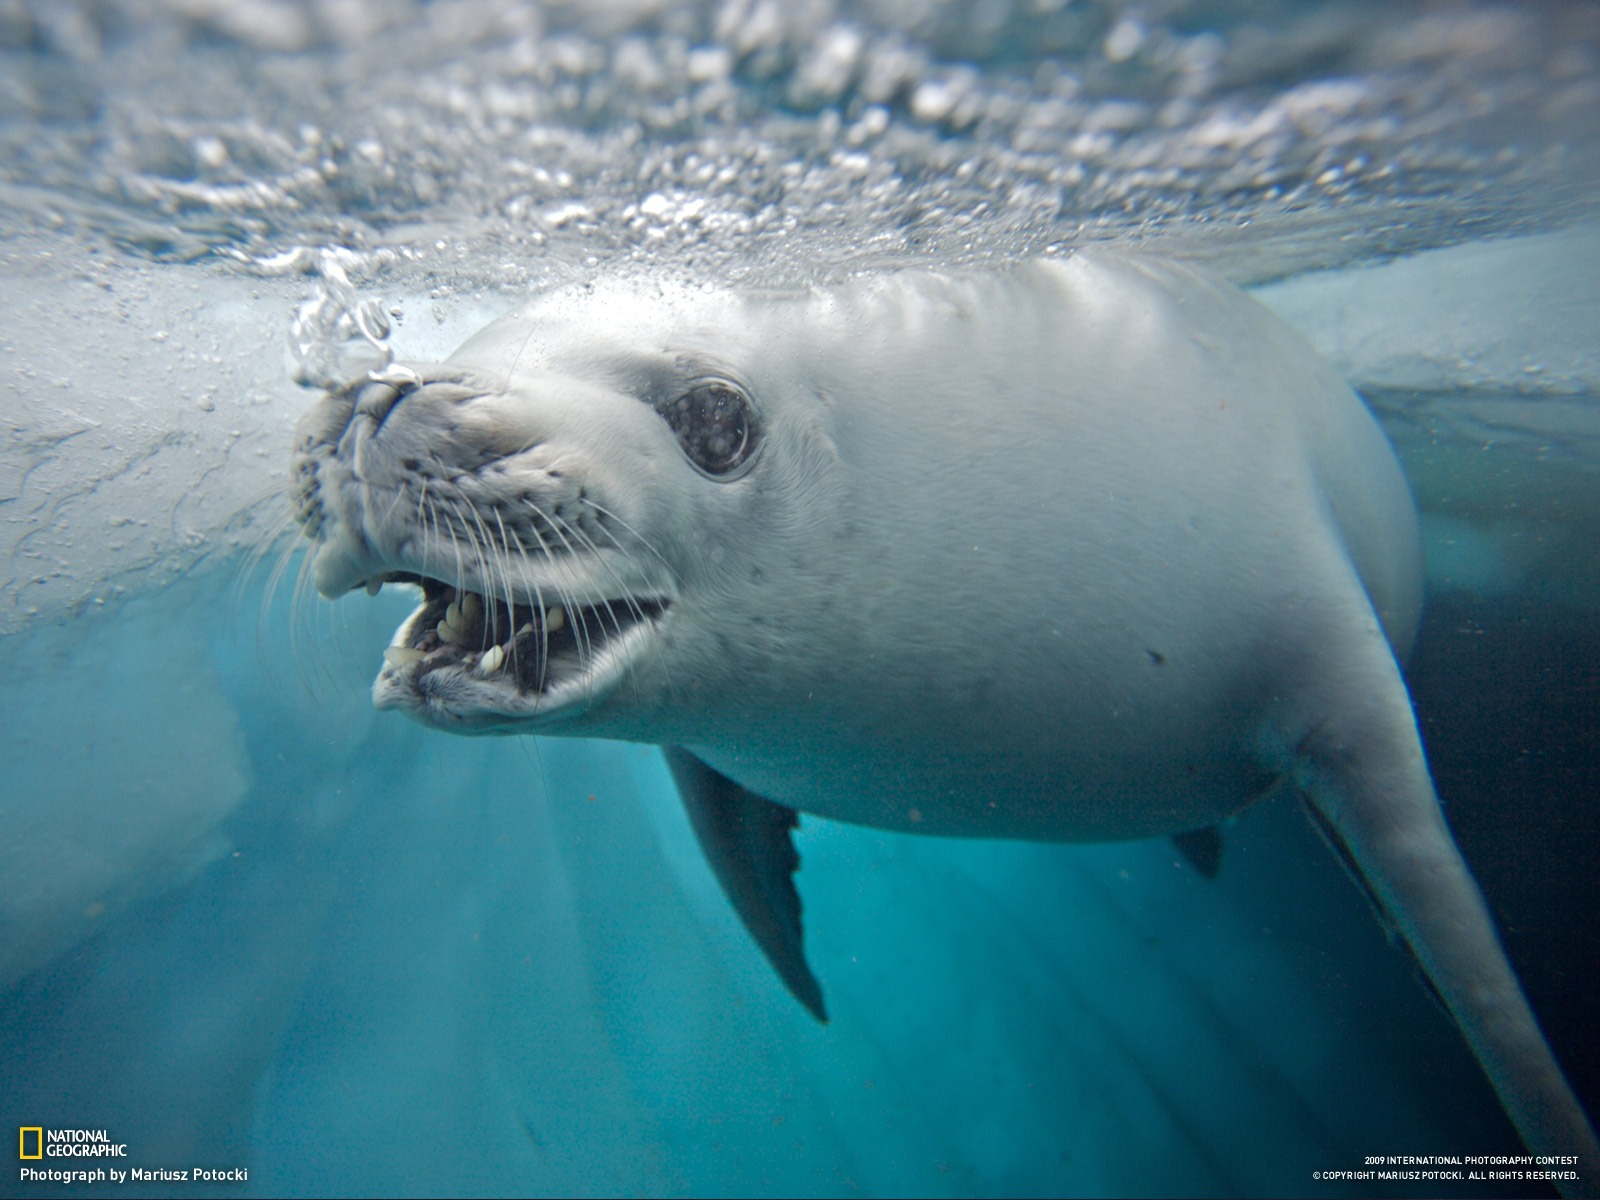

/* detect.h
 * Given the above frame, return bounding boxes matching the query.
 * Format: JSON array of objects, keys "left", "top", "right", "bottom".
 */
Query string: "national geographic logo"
[
  {"left": 18, "top": 1128, "right": 127, "bottom": 1158},
  {"left": 18, "top": 1126, "right": 249, "bottom": 1186}
]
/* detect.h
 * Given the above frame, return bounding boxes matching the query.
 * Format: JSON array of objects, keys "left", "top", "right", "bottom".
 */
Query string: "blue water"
[{"left": 2, "top": 2, "right": 1597, "bottom": 1196}]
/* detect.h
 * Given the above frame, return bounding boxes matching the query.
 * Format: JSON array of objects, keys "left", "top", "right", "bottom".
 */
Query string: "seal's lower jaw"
[{"left": 367, "top": 576, "right": 669, "bottom": 730}]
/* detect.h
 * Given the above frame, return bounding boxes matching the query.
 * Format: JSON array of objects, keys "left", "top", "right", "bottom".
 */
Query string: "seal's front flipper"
[
  {"left": 1172, "top": 826, "right": 1224, "bottom": 879},
  {"left": 1289, "top": 633, "right": 1599, "bottom": 1190},
  {"left": 663, "top": 747, "right": 828, "bottom": 1022}
]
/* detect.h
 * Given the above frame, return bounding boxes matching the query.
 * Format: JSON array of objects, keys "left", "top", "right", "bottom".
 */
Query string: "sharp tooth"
[
  {"left": 517, "top": 622, "right": 534, "bottom": 636},
  {"left": 437, "top": 620, "right": 463, "bottom": 644},
  {"left": 384, "top": 646, "right": 425, "bottom": 668},
  {"left": 462, "top": 592, "right": 482, "bottom": 622},
  {"left": 546, "top": 606, "right": 566, "bottom": 632},
  {"left": 445, "top": 600, "right": 462, "bottom": 628},
  {"left": 480, "top": 644, "right": 505, "bottom": 673},
  {"left": 365, "top": 578, "right": 383, "bottom": 597}
]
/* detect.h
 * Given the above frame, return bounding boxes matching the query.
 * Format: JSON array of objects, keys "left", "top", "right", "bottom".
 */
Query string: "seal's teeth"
[
  {"left": 366, "top": 578, "right": 383, "bottom": 597},
  {"left": 461, "top": 592, "right": 482, "bottom": 622},
  {"left": 517, "top": 622, "right": 534, "bottom": 636},
  {"left": 444, "top": 600, "right": 462, "bottom": 628},
  {"left": 546, "top": 606, "right": 566, "bottom": 633},
  {"left": 438, "top": 619, "right": 465, "bottom": 644},
  {"left": 480, "top": 644, "right": 505, "bottom": 673},
  {"left": 384, "top": 646, "right": 425, "bottom": 669}
]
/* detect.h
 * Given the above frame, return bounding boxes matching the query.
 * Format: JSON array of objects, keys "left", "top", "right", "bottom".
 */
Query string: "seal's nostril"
[{"left": 355, "top": 379, "right": 416, "bottom": 432}]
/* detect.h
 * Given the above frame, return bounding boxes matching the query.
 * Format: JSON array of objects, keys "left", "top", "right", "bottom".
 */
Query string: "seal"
[{"left": 290, "top": 251, "right": 1598, "bottom": 1183}]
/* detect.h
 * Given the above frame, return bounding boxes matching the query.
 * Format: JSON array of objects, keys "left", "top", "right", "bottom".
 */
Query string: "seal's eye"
[{"left": 657, "top": 379, "right": 761, "bottom": 478}]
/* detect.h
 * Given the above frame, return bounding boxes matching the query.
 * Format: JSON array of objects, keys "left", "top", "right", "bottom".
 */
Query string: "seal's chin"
[{"left": 364, "top": 574, "right": 669, "bottom": 729}]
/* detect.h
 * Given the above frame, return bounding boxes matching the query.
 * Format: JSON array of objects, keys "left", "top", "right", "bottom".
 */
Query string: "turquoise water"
[{"left": 2, "top": 2, "right": 1597, "bottom": 1196}]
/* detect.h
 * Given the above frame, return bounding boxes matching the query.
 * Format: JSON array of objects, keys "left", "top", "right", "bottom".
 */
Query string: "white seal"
[{"left": 291, "top": 251, "right": 1598, "bottom": 1182}]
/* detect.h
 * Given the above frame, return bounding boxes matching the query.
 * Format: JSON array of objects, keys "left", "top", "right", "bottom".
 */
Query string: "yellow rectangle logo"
[{"left": 19, "top": 1127, "right": 43, "bottom": 1159}]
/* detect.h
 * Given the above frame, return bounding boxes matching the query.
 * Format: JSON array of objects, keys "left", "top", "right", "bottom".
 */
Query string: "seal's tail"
[{"left": 1292, "top": 622, "right": 1597, "bottom": 1197}]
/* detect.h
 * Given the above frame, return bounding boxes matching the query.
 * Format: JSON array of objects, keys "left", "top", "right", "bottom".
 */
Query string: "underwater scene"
[{"left": 2, "top": 1, "right": 1597, "bottom": 1196}]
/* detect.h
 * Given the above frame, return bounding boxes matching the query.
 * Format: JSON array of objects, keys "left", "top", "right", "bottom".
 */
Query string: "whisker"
[
  {"left": 457, "top": 496, "right": 514, "bottom": 648},
  {"left": 576, "top": 498, "right": 676, "bottom": 581},
  {"left": 548, "top": 511, "right": 643, "bottom": 633},
  {"left": 547, "top": 510, "right": 670, "bottom": 707},
  {"left": 433, "top": 497, "right": 466, "bottom": 609},
  {"left": 502, "top": 513, "right": 585, "bottom": 699},
  {"left": 498, "top": 314, "right": 540, "bottom": 395},
  {"left": 451, "top": 497, "right": 493, "bottom": 634},
  {"left": 245, "top": 507, "right": 305, "bottom": 695},
  {"left": 565, "top": 506, "right": 678, "bottom": 716},
  {"left": 239, "top": 501, "right": 298, "bottom": 617},
  {"left": 418, "top": 495, "right": 448, "bottom": 612},
  {"left": 373, "top": 480, "right": 412, "bottom": 537},
  {"left": 498, "top": 523, "right": 548, "bottom": 693},
  {"left": 289, "top": 529, "right": 327, "bottom": 696},
  {"left": 533, "top": 508, "right": 609, "bottom": 705},
  {"left": 490, "top": 510, "right": 524, "bottom": 650}
]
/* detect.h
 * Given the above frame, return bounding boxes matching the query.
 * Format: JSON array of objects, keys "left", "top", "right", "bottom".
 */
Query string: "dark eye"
[{"left": 657, "top": 379, "right": 761, "bottom": 478}]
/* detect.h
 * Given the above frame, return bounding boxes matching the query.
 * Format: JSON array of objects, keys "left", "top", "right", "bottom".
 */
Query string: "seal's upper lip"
[{"left": 361, "top": 571, "right": 669, "bottom": 721}]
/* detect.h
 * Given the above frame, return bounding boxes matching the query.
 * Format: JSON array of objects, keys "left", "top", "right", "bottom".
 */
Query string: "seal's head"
[{"left": 290, "top": 276, "right": 836, "bottom": 736}]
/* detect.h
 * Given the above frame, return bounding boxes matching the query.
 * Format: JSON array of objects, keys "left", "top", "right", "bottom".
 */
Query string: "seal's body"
[{"left": 291, "top": 252, "right": 1597, "bottom": 1186}]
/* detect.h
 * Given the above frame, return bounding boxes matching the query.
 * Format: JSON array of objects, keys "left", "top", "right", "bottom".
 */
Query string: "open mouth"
[{"left": 366, "top": 573, "right": 669, "bottom": 707}]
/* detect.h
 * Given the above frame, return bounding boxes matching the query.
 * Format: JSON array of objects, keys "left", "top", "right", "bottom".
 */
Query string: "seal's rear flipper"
[
  {"left": 1290, "top": 639, "right": 1599, "bottom": 1191},
  {"left": 664, "top": 747, "right": 828, "bottom": 1022}
]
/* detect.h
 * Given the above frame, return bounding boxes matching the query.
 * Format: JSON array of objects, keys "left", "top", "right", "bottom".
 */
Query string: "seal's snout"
[{"left": 288, "top": 349, "right": 679, "bottom": 723}]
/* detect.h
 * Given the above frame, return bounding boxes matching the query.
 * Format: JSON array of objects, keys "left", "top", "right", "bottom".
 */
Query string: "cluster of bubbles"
[{"left": 3, "top": 0, "right": 1596, "bottom": 293}]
